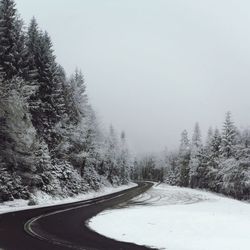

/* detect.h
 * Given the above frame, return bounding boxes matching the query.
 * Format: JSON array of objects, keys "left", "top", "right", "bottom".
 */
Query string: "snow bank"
[
  {"left": 0, "top": 183, "right": 137, "bottom": 215},
  {"left": 89, "top": 184, "right": 250, "bottom": 250}
]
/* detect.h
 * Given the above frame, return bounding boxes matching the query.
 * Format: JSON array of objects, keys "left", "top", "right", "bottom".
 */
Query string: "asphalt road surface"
[{"left": 0, "top": 182, "right": 154, "bottom": 250}]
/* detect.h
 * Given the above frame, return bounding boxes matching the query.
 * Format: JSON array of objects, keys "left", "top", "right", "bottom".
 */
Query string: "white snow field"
[
  {"left": 0, "top": 183, "right": 137, "bottom": 214},
  {"left": 88, "top": 183, "right": 250, "bottom": 250}
]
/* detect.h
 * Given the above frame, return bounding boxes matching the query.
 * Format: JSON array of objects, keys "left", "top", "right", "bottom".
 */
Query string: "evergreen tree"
[
  {"left": 26, "top": 17, "right": 40, "bottom": 81},
  {"left": 118, "top": 131, "right": 131, "bottom": 184},
  {"left": 203, "top": 128, "right": 221, "bottom": 191},
  {"left": 178, "top": 130, "right": 190, "bottom": 186},
  {"left": 220, "top": 112, "right": 237, "bottom": 158},
  {"left": 26, "top": 30, "right": 66, "bottom": 154},
  {"left": 0, "top": 0, "right": 27, "bottom": 80},
  {"left": 189, "top": 123, "right": 202, "bottom": 187},
  {"left": 210, "top": 128, "right": 222, "bottom": 158},
  {"left": 164, "top": 151, "right": 179, "bottom": 185},
  {"left": 205, "top": 127, "right": 213, "bottom": 152},
  {"left": 104, "top": 125, "right": 120, "bottom": 184},
  {"left": 0, "top": 77, "right": 43, "bottom": 198},
  {"left": 235, "top": 129, "right": 250, "bottom": 159}
]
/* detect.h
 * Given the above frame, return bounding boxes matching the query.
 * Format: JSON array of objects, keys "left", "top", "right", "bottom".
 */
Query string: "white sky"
[{"left": 15, "top": 0, "right": 250, "bottom": 153}]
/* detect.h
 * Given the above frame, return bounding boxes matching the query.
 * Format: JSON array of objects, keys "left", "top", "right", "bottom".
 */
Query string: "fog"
[{"left": 16, "top": 0, "right": 250, "bottom": 153}]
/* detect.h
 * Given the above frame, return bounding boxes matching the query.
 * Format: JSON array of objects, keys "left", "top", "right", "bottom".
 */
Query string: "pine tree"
[
  {"left": 26, "top": 29, "right": 66, "bottom": 154},
  {"left": 191, "top": 122, "right": 202, "bottom": 153},
  {"left": 235, "top": 129, "right": 250, "bottom": 159},
  {"left": 179, "top": 130, "right": 190, "bottom": 154},
  {"left": 118, "top": 131, "right": 131, "bottom": 184},
  {"left": 0, "top": 0, "right": 27, "bottom": 80},
  {"left": 104, "top": 125, "right": 120, "bottom": 184},
  {"left": 0, "top": 77, "right": 43, "bottom": 200},
  {"left": 189, "top": 122, "right": 202, "bottom": 187},
  {"left": 220, "top": 112, "right": 237, "bottom": 158},
  {"left": 26, "top": 17, "right": 40, "bottom": 81},
  {"left": 209, "top": 128, "right": 221, "bottom": 158},
  {"left": 205, "top": 127, "right": 213, "bottom": 152},
  {"left": 70, "top": 69, "right": 87, "bottom": 118},
  {"left": 164, "top": 151, "right": 179, "bottom": 185},
  {"left": 80, "top": 106, "right": 102, "bottom": 182},
  {"left": 178, "top": 130, "right": 190, "bottom": 186}
]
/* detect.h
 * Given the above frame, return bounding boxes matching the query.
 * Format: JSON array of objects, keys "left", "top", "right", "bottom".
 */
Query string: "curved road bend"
[{"left": 0, "top": 182, "right": 154, "bottom": 250}]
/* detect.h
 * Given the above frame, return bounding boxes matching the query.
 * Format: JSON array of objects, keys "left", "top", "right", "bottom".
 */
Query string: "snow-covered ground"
[
  {"left": 88, "top": 183, "right": 250, "bottom": 250},
  {"left": 0, "top": 183, "right": 137, "bottom": 215}
]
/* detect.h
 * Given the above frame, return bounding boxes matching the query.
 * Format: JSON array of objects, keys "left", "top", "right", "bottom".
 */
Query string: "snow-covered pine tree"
[
  {"left": 26, "top": 17, "right": 40, "bottom": 81},
  {"left": 57, "top": 70, "right": 88, "bottom": 166},
  {"left": 0, "top": 0, "right": 27, "bottom": 80},
  {"left": 235, "top": 129, "right": 250, "bottom": 159},
  {"left": 189, "top": 122, "right": 202, "bottom": 188},
  {"left": 70, "top": 69, "right": 87, "bottom": 119},
  {"left": 118, "top": 131, "right": 131, "bottom": 184},
  {"left": 203, "top": 128, "right": 220, "bottom": 191},
  {"left": 164, "top": 151, "right": 179, "bottom": 185},
  {"left": 26, "top": 29, "right": 66, "bottom": 154},
  {"left": 220, "top": 111, "right": 237, "bottom": 159},
  {"left": 217, "top": 116, "right": 250, "bottom": 198},
  {"left": 104, "top": 125, "right": 120, "bottom": 184},
  {"left": 178, "top": 130, "right": 190, "bottom": 186},
  {"left": 209, "top": 128, "right": 221, "bottom": 158},
  {"left": 205, "top": 127, "right": 213, "bottom": 153},
  {"left": 80, "top": 105, "right": 104, "bottom": 189},
  {"left": 14, "top": 16, "right": 29, "bottom": 79},
  {"left": 0, "top": 77, "right": 43, "bottom": 200}
]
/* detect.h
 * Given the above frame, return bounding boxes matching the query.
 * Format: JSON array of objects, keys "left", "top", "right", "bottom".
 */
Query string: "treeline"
[
  {"left": 135, "top": 112, "right": 250, "bottom": 200},
  {"left": 132, "top": 155, "right": 164, "bottom": 182},
  {"left": 0, "top": 0, "right": 132, "bottom": 202}
]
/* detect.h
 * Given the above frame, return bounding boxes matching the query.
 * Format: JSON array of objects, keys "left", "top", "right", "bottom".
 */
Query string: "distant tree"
[
  {"left": 178, "top": 130, "right": 191, "bottom": 186},
  {"left": 205, "top": 127, "right": 213, "bottom": 153},
  {"left": 104, "top": 125, "right": 120, "bottom": 184},
  {"left": 118, "top": 131, "right": 131, "bottom": 184},
  {"left": 220, "top": 112, "right": 237, "bottom": 158},
  {"left": 164, "top": 151, "right": 179, "bottom": 185},
  {"left": 189, "top": 122, "right": 202, "bottom": 187}
]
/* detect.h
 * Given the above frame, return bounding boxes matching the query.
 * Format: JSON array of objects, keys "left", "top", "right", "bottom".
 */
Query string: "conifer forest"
[
  {"left": 2, "top": 1, "right": 250, "bottom": 250},
  {"left": 0, "top": 0, "right": 132, "bottom": 203},
  {"left": 1, "top": 0, "right": 250, "bottom": 204}
]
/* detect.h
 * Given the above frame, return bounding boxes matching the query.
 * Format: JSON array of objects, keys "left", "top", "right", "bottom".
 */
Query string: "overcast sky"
[{"left": 16, "top": 0, "right": 250, "bottom": 154}]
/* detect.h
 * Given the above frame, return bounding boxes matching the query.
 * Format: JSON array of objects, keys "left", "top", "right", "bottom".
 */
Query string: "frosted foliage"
[
  {"left": 179, "top": 130, "right": 190, "bottom": 155},
  {"left": 0, "top": 0, "right": 133, "bottom": 202},
  {"left": 220, "top": 112, "right": 237, "bottom": 158},
  {"left": 191, "top": 122, "right": 202, "bottom": 155},
  {"left": 157, "top": 112, "right": 250, "bottom": 200}
]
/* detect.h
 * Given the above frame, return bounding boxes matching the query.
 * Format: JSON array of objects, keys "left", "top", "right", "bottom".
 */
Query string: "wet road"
[{"left": 0, "top": 182, "right": 154, "bottom": 250}]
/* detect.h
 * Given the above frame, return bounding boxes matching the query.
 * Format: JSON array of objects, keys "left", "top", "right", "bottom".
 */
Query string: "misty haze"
[
  {"left": 1, "top": 1, "right": 250, "bottom": 250},
  {"left": 14, "top": 0, "right": 250, "bottom": 154}
]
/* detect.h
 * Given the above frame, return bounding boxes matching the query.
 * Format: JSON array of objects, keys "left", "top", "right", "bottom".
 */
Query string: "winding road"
[{"left": 0, "top": 182, "right": 154, "bottom": 250}]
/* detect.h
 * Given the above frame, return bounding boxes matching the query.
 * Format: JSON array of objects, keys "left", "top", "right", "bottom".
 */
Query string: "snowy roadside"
[
  {"left": 88, "top": 184, "right": 250, "bottom": 250},
  {"left": 0, "top": 182, "right": 137, "bottom": 215}
]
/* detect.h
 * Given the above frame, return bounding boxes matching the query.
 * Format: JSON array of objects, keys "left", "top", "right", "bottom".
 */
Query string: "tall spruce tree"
[
  {"left": 26, "top": 17, "right": 40, "bottom": 81},
  {"left": 178, "top": 130, "right": 190, "bottom": 186},
  {"left": 189, "top": 123, "right": 202, "bottom": 187},
  {"left": 220, "top": 112, "right": 237, "bottom": 158},
  {"left": 26, "top": 29, "right": 66, "bottom": 154},
  {"left": 0, "top": 0, "right": 27, "bottom": 80}
]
